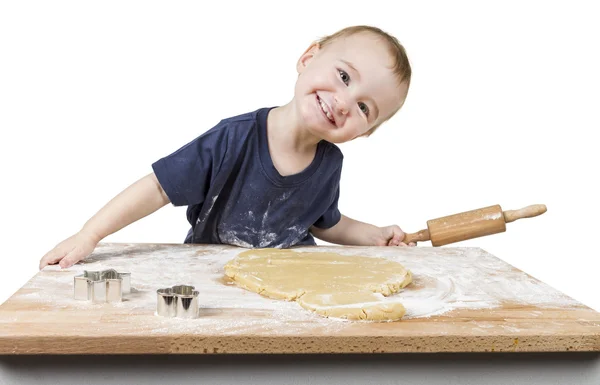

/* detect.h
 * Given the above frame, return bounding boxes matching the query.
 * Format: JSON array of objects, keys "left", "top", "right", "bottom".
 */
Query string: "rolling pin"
[{"left": 403, "top": 204, "right": 547, "bottom": 246}]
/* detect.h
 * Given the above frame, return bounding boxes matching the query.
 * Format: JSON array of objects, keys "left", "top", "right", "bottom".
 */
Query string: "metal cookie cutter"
[
  {"left": 74, "top": 269, "right": 131, "bottom": 302},
  {"left": 156, "top": 285, "right": 199, "bottom": 319}
]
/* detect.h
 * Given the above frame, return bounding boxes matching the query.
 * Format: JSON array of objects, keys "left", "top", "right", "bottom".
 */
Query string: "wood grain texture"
[{"left": 0, "top": 243, "right": 598, "bottom": 354}]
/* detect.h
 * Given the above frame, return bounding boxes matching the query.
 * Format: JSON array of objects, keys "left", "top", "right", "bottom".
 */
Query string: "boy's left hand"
[{"left": 380, "top": 225, "right": 417, "bottom": 247}]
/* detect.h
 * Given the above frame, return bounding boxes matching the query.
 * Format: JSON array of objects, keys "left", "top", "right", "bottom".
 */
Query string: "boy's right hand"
[{"left": 39, "top": 230, "right": 100, "bottom": 270}]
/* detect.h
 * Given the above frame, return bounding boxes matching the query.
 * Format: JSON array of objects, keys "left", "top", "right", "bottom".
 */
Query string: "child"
[{"left": 39, "top": 25, "right": 415, "bottom": 270}]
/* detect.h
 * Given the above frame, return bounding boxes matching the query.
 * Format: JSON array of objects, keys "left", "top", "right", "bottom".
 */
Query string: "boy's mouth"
[{"left": 316, "top": 94, "right": 336, "bottom": 126}]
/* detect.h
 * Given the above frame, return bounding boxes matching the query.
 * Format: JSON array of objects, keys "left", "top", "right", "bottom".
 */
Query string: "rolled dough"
[{"left": 223, "top": 248, "right": 413, "bottom": 321}]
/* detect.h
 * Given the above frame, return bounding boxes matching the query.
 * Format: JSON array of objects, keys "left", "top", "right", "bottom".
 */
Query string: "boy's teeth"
[{"left": 319, "top": 99, "right": 333, "bottom": 122}]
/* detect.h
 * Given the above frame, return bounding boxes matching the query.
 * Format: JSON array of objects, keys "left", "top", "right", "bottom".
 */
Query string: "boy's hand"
[
  {"left": 380, "top": 225, "right": 417, "bottom": 247},
  {"left": 38, "top": 172, "right": 170, "bottom": 270},
  {"left": 39, "top": 230, "right": 100, "bottom": 270},
  {"left": 311, "top": 215, "right": 418, "bottom": 247}
]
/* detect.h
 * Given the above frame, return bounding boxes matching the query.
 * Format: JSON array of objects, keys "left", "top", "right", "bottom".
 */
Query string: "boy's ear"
[{"left": 297, "top": 42, "right": 320, "bottom": 74}]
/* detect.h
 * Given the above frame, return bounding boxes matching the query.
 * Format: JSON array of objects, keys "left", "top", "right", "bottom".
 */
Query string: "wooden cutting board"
[{"left": 0, "top": 243, "right": 598, "bottom": 354}]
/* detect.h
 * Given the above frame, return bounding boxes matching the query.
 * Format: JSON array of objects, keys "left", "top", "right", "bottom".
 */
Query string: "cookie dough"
[{"left": 224, "top": 248, "right": 413, "bottom": 321}]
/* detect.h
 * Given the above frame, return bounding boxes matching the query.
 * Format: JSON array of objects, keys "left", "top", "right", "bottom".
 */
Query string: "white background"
[{"left": 1, "top": 1, "right": 598, "bottom": 312}]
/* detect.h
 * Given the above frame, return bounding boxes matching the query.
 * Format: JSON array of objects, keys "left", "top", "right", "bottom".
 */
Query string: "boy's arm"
[
  {"left": 310, "top": 214, "right": 415, "bottom": 247},
  {"left": 39, "top": 172, "right": 170, "bottom": 269},
  {"left": 80, "top": 172, "right": 170, "bottom": 243}
]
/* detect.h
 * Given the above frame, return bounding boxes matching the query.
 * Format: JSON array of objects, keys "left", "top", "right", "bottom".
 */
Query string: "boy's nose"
[{"left": 334, "top": 95, "right": 349, "bottom": 115}]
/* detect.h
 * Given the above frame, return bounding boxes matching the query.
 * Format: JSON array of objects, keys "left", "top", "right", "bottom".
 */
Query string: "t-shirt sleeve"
[
  {"left": 312, "top": 165, "right": 342, "bottom": 229},
  {"left": 151, "top": 122, "right": 229, "bottom": 207}
]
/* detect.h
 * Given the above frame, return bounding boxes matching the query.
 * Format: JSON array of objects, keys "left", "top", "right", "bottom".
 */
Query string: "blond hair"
[{"left": 316, "top": 25, "right": 411, "bottom": 136}]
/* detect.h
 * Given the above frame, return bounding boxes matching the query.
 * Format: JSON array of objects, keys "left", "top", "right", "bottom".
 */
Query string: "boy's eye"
[
  {"left": 358, "top": 102, "right": 370, "bottom": 116},
  {"left": 338, "top": 69, "right": 350, "bottom": 85}
]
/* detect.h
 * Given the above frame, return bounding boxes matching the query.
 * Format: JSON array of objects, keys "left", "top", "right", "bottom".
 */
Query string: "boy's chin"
[
  {"left": 300, "top": 113, "right": 332, "bottom": 135},
  {"left": 310, "top": 128, "right": 349, "bottom": 144},
  {"left": 305, "top": 125, "right": 328, "bottom": 140}
]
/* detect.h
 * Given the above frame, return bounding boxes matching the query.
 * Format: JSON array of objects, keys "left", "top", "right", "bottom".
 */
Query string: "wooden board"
[{"left": 0, "top": 243, "right": 598, "bottom": 354}]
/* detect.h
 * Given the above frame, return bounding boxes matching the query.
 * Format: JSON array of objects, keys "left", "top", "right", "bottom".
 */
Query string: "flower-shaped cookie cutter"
[
  {"left": 74, "top": 269, "right": 131, "bottom": 303},
  {"left": 156, "top": 285, "right": 199, "bottom": 319}
]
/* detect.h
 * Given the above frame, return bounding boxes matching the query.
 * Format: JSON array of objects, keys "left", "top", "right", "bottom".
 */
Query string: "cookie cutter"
[
  {"left": 74, "top": 269, "right": 131, "bottom": 302},
  {"left": 156, "top": 285, "right": 199, "bottom": 319}
]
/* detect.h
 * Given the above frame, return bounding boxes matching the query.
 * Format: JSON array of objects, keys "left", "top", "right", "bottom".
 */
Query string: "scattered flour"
[{"left": 18, "top": 243, "right": 581, "bottom": 335}]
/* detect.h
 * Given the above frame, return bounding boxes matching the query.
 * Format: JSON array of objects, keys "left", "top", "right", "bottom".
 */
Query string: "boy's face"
[{"left": 294, "top": 32, "right": 407, "bottom": 143}]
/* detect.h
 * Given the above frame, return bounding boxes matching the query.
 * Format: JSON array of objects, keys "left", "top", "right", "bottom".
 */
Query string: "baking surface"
[{"left": 0, "top": 243, "right": 598, "bottom": 354}]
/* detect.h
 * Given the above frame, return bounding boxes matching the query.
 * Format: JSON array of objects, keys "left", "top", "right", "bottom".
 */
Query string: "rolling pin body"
[{"left": 403, "top": 204, "right": 547, "bottom": 246}]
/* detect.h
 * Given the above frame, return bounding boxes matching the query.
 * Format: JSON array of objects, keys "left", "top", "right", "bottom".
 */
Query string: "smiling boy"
[{"left": 39, "top": 25, "right": 414, "bottom": 270}]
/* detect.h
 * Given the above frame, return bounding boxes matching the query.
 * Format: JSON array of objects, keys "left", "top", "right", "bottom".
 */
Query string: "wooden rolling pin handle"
[
  {"left": 402, "top": 229, "right": 431, "bottom": 244},
  {"left": 503, "top": 204, "right": 547, "bottom": 223}
]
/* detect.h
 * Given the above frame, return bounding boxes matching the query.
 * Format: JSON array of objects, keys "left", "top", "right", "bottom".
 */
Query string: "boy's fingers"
[
  {"left": 393, "top": 228, "right": 404, "bottom": 241},
  {"left": 39, "top": 255, "right": 49, "bottom": 270},
  {"left": 39, "top": 249, "right": 65, "bottom": 270},
  {"left": 383, "top": 226, "right": 409, "bottom": 247},
  {"left": 59, "top": 248, "right": 83, "bottom": 269}
]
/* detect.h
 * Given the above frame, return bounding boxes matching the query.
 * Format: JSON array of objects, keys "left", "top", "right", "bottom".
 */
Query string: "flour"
[
  {"left": 278, "top": 246, "right": 579, "bottom": 319},
  {"left": 197, "top": 195, "right": 219, "bottom": 223},
  {"left": 219, "top": 231, "right": 253, "bottom": 248},
  {"left": 218, "top": 204, "right": 282, "bottom": 248},
  {"left": 483, "top": 212, "right": 502, "bottom": 220},
  {"left": 22, "top": 243, "right": 580, "bottom": 334},
  {"left": 219, "top": 229, "right": 279, "bottom": 248},
  {"left": 217, "top": 210, "right": 303, "bottom": 249},
  {"left": 278, "top": 191, "right": 291, "bottom": 201},
  {"left": 284, "top": 226, "right": 307, "bottom": 247}
]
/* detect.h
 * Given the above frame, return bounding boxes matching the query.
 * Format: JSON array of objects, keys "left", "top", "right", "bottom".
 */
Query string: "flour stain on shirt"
[
  {"left": 220, "top": 229, "right": 279, "bottom": 249},
  {"left": 285, "top": 225, "right": 307, "bottom": 246},
  {"left": 219, "top": 208, "right": 302, "bottom": 249},
  {"left": 198, "top": 194, "right": 220, "bottom": 224},
  {"left": 261, "top": 203, "right": 271, "bottom": 227},
  {"left": 220, "top": 231, "right": 253, "bottom": 248},
  {"left": 279, "top": 191, "right": 291, "bottom": 201}
]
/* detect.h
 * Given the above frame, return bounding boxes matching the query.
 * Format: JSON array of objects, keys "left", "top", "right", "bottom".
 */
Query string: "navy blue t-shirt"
[{"left": 151, "top": 107, "right": 343, "bottom": 248}]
